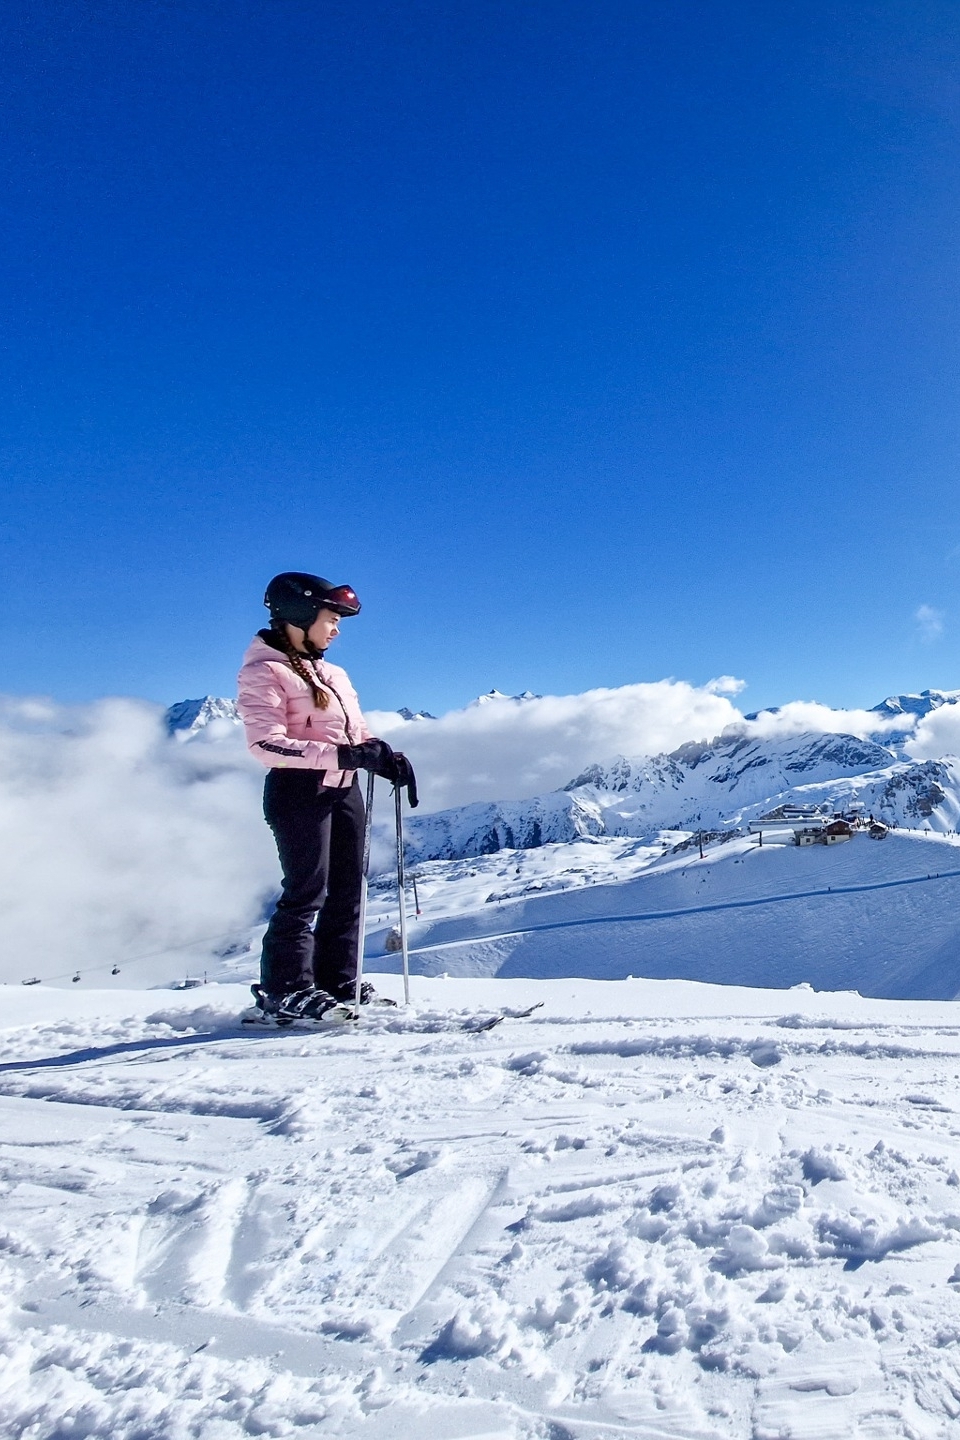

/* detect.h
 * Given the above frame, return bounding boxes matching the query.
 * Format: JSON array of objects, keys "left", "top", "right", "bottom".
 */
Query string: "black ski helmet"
[{"left": 263, "top": 573, "right": 362, "bottom": 629}]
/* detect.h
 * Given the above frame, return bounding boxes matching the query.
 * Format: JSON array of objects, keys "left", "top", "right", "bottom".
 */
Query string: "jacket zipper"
[{"left": 306, "top": 660, "right": 357, "bottom": 786}]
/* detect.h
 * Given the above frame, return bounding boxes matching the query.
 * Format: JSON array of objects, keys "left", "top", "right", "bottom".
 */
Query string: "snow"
[
  {"left": 7, "top": 684, "right": 960, "bottom": 1434},
  {"left": 873, "top": 690, "right": 960, "bottom": 722},
  {"left": 403, "top": 730, "right": 960, "bottom": 863},
  {"left": 468, "top": 689, "right": 543, "bottom": 706},
  {"left": 8, "top": 819, "right": 960, "bottom": 999},
  {"left": 165, "top": 697, "right": 241, "bottom": 736},
  {"left": 365, "top": 827, "right": 960, "bottom": 1000},
  {"left": 5, "top": 976, "right": 960, "bottom": 1437}
]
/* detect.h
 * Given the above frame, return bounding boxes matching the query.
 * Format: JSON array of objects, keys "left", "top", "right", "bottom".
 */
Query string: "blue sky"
[{"left": 2, "top": 1, "right": 959, "bottom": 716}]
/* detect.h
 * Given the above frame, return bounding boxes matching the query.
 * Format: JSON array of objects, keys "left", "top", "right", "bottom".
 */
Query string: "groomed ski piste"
[
  {"left": 5, "top": 828, "right": 960, "bottom": 1437},
  {"left": 363, "top": 826, "right": 960, "bottom": 999}
]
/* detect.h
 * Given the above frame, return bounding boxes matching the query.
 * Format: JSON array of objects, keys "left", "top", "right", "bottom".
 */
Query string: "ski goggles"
[{"left": 322, "top": 584, "right": 361, "bottom": 616}]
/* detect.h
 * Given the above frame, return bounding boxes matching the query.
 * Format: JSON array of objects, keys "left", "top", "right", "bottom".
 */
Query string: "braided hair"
[{"left": 272, "top": 621, "right": 330, "bottom": 709}]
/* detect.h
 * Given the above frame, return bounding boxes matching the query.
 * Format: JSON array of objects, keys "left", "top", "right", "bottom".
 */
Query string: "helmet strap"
[{"left": 271, "top": 615, "right": 323, "bottom": 657}]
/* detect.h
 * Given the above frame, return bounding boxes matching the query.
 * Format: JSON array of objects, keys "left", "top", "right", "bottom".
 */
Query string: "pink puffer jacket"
[{"left": 237, "top": 635, "right": 373, "bottom": 786}]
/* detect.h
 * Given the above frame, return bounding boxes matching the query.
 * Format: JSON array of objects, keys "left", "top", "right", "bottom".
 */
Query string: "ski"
[
  {"left": 240, "top": 1003, "right": 357, "bottom": 1028},
  {"left": 239, "top": 998, "right": 542, "bottom": 1032},
  {"left": 467, "top": 1001, "right": 544, "bottom": 1032}
]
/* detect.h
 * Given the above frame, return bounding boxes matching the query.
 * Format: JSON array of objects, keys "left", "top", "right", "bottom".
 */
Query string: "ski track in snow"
[{"left": 4, "top": 980, "right": 960, "bottom": 1437}]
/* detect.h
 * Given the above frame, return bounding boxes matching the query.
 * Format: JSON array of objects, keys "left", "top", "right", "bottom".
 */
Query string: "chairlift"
[
  {"left": 21, "top": 977, "right": 41, "bottom": 986},
  {"left": 72, "top": 971, "right": 81, "bottom": 983},
  {"left": 111, "top": 965, "right": 121, "bottom": 976}
]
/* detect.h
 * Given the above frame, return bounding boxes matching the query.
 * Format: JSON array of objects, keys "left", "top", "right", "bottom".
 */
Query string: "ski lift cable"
[
  {"left": 16, "top": 867, "right": 416, "bottom": 988},
  {"left": 19, "top": 864, "right": 415, "bottom": 988},
  {"left": 17, "top": 926, "right": 259, "bottom": 988}
]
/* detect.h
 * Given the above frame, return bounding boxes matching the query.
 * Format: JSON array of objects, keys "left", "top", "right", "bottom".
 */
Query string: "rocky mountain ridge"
[
  {"left": 402, "top": 743, "right": 960, "bottom": 863},
  {"left": 871, "top": 687, "right": 960, "bottom": 720}
]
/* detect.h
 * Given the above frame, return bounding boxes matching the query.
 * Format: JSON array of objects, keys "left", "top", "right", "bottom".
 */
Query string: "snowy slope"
[
  {"left": 375, "top": 828, "right": 960, "bottom": 1000},
  {"left": 11, "top": 814, "right": 960, "bottom": 1001},
  {"left": 8, "top": 687, "right": 960, "bottom": 1435},
  {"left": 5, "top": 976, "right": 960, "bottom": 1438},
  {"left": 10, "top": 683, "right": 956, "bottom": 999}
]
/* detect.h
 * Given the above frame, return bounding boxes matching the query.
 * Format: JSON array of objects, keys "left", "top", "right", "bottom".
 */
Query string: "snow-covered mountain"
[
  {"left": 402, "top": 790, "right": 605, "bottom": 862},
  {"left": 165, "top": 695, "right": 240, "bottom": 735},
  {"left": 563, "top": 729, "right": 960, "bottom": 832},
  {"left": 745, "top": 689, "right": 960, "bottom": 757},
  {"left": 569, "top": 730, "right": 895, "bottom": 802},
  {"left": 870, "top": 687, "right": 960, "bottom": 721},
  {"left": 404, "top": 724, "right": 960, "bottom": 862},
  {"left": 747, "top": 689, "right": 960, "bottom": 726},
  {"left": 468, "top": 687, "right": 542, "bottom": 706}
]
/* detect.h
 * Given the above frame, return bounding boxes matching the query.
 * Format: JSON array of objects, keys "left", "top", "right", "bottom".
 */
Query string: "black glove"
[
  {"left": 393, "top": 751, "right": 419, "bottom": 809},
  {"left": 337, "top": 738, "right": 397, "bottom": 779}
]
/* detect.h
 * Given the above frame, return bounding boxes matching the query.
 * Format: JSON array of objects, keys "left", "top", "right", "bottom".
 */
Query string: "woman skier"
[{"left": 237, "top": 571, "right": 415, "bottom": 1023}]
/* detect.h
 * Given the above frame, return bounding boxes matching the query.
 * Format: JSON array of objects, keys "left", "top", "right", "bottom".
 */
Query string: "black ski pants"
[{"left": 260, "top": 771, "right": 366, "bottom": 997}]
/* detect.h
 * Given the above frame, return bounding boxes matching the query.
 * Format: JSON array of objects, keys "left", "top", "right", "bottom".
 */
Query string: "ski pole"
[
  {"left": 353, "top": 768, "right": 376, "bottom": 1017},
  {"left": 395, "top": 780, "right": 411, "bottom": 1005}
]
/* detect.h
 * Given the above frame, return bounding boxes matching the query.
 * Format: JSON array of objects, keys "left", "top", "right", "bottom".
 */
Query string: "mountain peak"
[
  {"left": 469, "top": 688, "right": 542, "bottom": 708},
  {"left": 871, "top": 689, "right": 960, "bottom": 720},
  {"left": 165, "top": 697, "right": 240, "bottom": 736},
  {"left": 397, "top": 707, "right": 437, "bottom": 721}
]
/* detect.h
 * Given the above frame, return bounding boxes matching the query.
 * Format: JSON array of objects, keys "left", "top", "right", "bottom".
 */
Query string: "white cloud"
[
  {"left": 367, "top": 681, "right": 744, "bottom": 812},
  {"left": 367, "top": 681, "right": 911, "bottom": 813},
  {"left": 905, "top": 705, "right": 960, "bottom": 761},
  {"left": 705, "top": 675, "right": 747, "bottom": 696},
  {"left": 739, "top": 700, "right": 906, "bottom": 743},
  {"left": 0, "top": 697, "right": 276, "bottom": 985},
  {"left": 915, "top": 604, "right": 945, "bottom": 643}
]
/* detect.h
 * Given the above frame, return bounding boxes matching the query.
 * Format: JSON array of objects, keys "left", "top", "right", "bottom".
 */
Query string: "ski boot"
[
  {"left": 243, "top": 984, "right": 350, "bottom": 1027},
  {"left": 333, "top": 981, "right": 398, "bottom": 1008}
]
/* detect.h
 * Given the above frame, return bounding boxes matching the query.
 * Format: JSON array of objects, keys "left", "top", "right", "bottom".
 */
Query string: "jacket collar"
[
  {"left": 257, "top": 627, "right": 286, "bottom": 653},
  {"left": 256, "top": 628, "right": 328, "bottom": 662}
]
